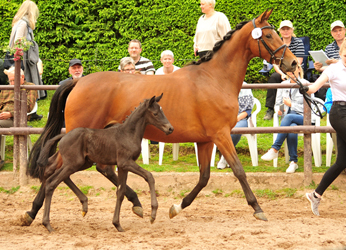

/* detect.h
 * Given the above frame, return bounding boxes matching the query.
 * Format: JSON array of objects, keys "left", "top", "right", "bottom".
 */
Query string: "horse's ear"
[
  {"left": 259, "top": 8, "right": 273, "bottom": 23},
  {"left": 155, "top": 93, "right": 163, "bottom": 103},
  {"left": 149, "top": 95, "right": 156, "bottom": 107}
]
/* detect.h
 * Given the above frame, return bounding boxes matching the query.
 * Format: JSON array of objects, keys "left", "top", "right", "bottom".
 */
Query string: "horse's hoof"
[
  {"left": 169, "top": 204, "right": 181, "bottom": 219},
  {"left": 253, "top": 212, "right": 268, "bottom": 221},
  {"left": 150, "top": 216, "right": 155, "bottom": 224},
  {"left": 20, "top": 212, "right": 34, "bottom": 226},
  {"left": 81, "top": 210, "right": 87, "bottom": 217},
  {"left": 116, "top": 225, "right": 125, "bottom": 232},
  {"left": 132, "top": 206, "right": 143, "bottom": 218}
]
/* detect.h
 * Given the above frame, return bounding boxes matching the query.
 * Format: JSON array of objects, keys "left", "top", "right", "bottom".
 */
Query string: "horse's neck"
[
  {"left": 205, "top": 33, "right": 252, "bottom": 93},
  {"left": 122, "top": 108, "right": 147, "bottom": 140}
]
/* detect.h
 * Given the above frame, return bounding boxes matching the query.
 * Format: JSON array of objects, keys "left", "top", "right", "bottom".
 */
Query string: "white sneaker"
[
  {"left": 217, "top": 156, "right": 229, "bottom": 169},
  {"left": 261, "top": 148, "right": 278, "bottom": 161},
  {"left": 286, "top": 161, "right": 298, "bottom": 173}
]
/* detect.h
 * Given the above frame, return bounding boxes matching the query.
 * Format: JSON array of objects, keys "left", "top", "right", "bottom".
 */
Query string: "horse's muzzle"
[{"left": 164, "top": 125, "right": 174, "bottom": 135}]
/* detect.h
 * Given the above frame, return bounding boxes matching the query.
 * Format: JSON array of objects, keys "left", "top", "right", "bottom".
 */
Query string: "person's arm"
[
  {"left": 14, "top": 21, "right": 27, "bottom": 43},
  {"left": 272, "top": 64, "right": 288, "bottom": 80},
  {"left": 237, "top": 111, "right": 248, "bottom": 121},
  {"left": 217, "top": 13, "right": 231, "bottom": 39},
  {"left": 307, "top": 73, "right": 329, "bottom": 94}
]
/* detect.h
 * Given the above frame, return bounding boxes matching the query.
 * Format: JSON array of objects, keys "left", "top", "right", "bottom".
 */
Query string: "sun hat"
[{"left": 330, "top": 20, "right": 345, "bottom": 31}]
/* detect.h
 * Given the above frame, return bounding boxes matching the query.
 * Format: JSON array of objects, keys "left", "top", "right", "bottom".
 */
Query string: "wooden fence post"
[
  {"left": 303, "top": 96, "right": 312, "bottom": 186},
  {"left": 19, "top": 90, "right": 28, "bottom": 185},
  {"left": 13, "top": 60, "right": 21, "bottom": 173}
]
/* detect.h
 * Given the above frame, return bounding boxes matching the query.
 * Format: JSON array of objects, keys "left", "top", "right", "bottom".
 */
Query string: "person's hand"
[
  {"left": 326, "top": 59, "right": 338, "bottom": 65},
  {"left": 278, "top": 110, "right": 283, "bottom": 116},
  {"left": 0, "top": 112, "right": 12, "bottom": 120},
  {"left": 280, "top": 74, "right": 288, "bottom": 81},
  {"left": 194, "top": 47, "right": 198, "bottom": 56},
  {"left": 314, "top": 61, "right": 323, "bottom": 71},
  {"left": 283, "top": 97, "right": 291, "bottom": 107},
  {"left": 299, "top": 85, "right": 309, "bottom": 95}
]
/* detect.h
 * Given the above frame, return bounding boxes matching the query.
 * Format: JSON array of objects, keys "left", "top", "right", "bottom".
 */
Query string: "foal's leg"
[
  {"left": 64, "top": 177, "right": 88, "bottom": 216},
  {"left": 42, "top": 166, "right": 77, "bottom": 232},
  {"left": 216, "top": 135, "right": 267, "bottom": 221},
  {"left": 112, "top": 167, "right": 128, "bottom": 232},
  {"left": 124, "top": 162, "right": 158, "bottom": 224},
  {"left": 169, "top": 142, "right": 213, "bottom": 219},
  {"left": 96, "top": 163, "right": 143, "bottom": 218}
]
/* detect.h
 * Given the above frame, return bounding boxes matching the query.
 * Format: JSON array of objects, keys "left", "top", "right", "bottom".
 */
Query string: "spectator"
[
  {"left": 261, "top": 65, "right": 308, "bottom": 173},
  {"left": 314, "top": 20, "right": 345, "bottom": 72},
  {"left": 1, "top": 66, "right": 38, "bottom": 169},
  {"left": 155, "top": 50, "right": 180, "bottom": 75},
  {"left": 263, "top": 20, "right": 305, "bottom": 120},
  {"left": 59, "top": 59, "right": 84, "bottom": 85},
  {"left": 217, "top": 82, "right": 254, "bottom": 169},
  {"left": 119, "top": 57, "right": 136, "bottom": 74},
  {"left": 193, "top": 0, "right": 231, "bottom": 58},
  {"left": 118, "top": 39, "right": 155, "bottom": 75}
]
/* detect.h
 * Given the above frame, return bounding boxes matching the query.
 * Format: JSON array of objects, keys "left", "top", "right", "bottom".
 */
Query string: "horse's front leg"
[
  {"left": 125, "top": 162, "right": 158, "bottom": 224},
  {"left": 96, "top": 163, "right": 143, "bottom": 218},
  {"left": 169, "top": 142, "right": 213, "bottom": 219},
  {"left": 112, "top": 167, "right": 128, "bottom": 232},
  {"left": 217, "top": 135, "right": 267, "bottom": 221}
]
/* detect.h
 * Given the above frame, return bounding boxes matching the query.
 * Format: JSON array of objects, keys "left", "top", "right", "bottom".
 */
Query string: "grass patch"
[
  {"left": 0, "top": 186, "right": 20, "bottom": 194},
  {"left": 30, "top": 185, "right": 40, "bottom": 193},
  {"left": 254, "top": 188, "right": 297, "bottom": 200},
  {"left": 79, "top": 185, "right": 93, "bottom": 195}
]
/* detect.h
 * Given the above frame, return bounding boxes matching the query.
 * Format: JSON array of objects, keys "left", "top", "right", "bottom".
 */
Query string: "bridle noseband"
[{"left": 252, "top": 18, "right": 287, "bottom": 67}]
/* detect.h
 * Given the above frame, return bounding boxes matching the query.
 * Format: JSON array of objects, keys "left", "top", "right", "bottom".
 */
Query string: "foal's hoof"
[
  {"left": 116, "top": 225, "right": 125, "bottom": 232},
  {"left": 132, "top": 206, "right": 143, "bottom": 218},
  {"left": 253, "top": 212, "right": 268, "bottom": 221},
  {"left": 20, "top": 212, "right": 34, "bottom": 226},
  {"left": 150, "top": 216, "right": 155, "bottom": 224},
  {"left": 81, "top": 210, "right": 87, "bottom": 217}
]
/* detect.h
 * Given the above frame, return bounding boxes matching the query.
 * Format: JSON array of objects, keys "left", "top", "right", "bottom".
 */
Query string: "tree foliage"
[{"left": 1, "top": 0, "right": 346, "bottom": 84}]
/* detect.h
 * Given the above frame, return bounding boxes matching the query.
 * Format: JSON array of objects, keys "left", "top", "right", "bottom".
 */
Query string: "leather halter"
[{"left": 252, "top": 18, "right": 287, "bottom": 66}]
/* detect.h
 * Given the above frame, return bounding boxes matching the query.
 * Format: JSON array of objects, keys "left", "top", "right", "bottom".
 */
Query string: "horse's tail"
[
  {"left": 36, "top": 134, "right": 65, "bottom": 180},
  {"left": 27, "top": 79, "right": 79, "bottom": 180}
]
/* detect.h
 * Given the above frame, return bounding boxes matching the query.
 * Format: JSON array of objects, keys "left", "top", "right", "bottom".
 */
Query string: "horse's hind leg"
[
  {"left": 64, "top": 177, "right": 88, "bottom": 216},
  {"left": 169, "top": 142, "right": 213, "bottom": 219},
  {"left": 22, "top": 182, "right": 46, "bottom": 226},
  {"left": 112, "top": 168, "right": 128, "bottom": 232},
  {"left": 96, "top": 164, "right": 143, "bottom": 218},
  {"left": 217, "top": 138, "right": 267, "bottom": 221}
]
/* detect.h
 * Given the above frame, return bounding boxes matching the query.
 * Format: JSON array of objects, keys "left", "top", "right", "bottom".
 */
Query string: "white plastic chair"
[
  {"left": 0, "top": 102, "right": 37, "bottom": 160},
  {"left": 141, "top": 139, "right": 150, "bottom": 164},
  {"left": 195, "top": 98, "right": 261, "bottom": 167},
  {"left": 272, "top": 106, "right": 322, "bottom": 168}
]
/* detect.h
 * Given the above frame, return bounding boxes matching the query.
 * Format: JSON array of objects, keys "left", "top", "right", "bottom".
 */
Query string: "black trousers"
[
  {"left": 265, "top": 72, "right": 282, "bottom": 109},
  {"left": 316, "top": 103, "right": 346, "bottom": 195}
]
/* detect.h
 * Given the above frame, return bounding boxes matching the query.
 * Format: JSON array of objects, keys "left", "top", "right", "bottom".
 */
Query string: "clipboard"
[{"left": 309, "top": 50, "right": 329, "bottom": 66}]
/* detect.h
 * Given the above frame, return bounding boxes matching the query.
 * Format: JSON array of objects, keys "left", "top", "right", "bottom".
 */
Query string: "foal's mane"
[{"left": 189, "top": 20, "right": 249, "bottom": 66}]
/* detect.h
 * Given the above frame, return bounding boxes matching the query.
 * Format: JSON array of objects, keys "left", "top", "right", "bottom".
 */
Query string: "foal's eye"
[{"left": 153, "top": 112, "right": 158, "bottom": 116}]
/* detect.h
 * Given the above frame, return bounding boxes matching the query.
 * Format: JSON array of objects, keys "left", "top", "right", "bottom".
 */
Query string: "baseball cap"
[
  {"left": 331, "top": 20, "right": 345, "bottom": 31},
  {"left": 69, "top": 58, "right": 83, "bottom": 67},
  {"left": 278, "top": 20, "right": 294, "bottom": 31}
]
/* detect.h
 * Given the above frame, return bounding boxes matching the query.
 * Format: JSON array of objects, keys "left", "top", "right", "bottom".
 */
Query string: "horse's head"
[
  {"left": 249, "top": 9, "right": 297, "bottom": 73},
  {"left": 146, "top": 93, "right": 174, "bottom": 135}
]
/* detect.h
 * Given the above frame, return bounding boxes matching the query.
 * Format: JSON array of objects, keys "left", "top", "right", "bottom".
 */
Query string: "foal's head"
[{"left": 143, "top": 94, "right": 174, "bottom": 135}]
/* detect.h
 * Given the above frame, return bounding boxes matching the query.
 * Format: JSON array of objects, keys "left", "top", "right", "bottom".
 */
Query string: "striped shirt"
[
  {"left": 118, "top": 56, "right": 155, "bottom": 74},
  {"left": 325, "top": 40, "right": 341, "bottom": 60},
  {"left": 288, "top": 37, "right": 305, "bottom": 67}
]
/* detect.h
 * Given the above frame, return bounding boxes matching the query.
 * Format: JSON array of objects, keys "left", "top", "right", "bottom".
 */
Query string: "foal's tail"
[
  {"left": 27, "top": 79, "right": 79, "bottom": 180},
  {"left": 36, "top": 134, "right": 65, "bottom": 178}
]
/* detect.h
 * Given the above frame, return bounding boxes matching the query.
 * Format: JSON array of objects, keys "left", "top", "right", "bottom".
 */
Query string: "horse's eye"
[
  {"left": 153, "top": 112, "right": 158, "bottom": 116},
  {"left": 265, "top": 34, "right": 272, "bottom": 39}
]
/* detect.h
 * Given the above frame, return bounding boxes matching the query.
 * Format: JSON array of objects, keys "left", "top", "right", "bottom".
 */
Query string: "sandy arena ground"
[{"left": 0, "top": 171, "right": 346, "bottom": 250}]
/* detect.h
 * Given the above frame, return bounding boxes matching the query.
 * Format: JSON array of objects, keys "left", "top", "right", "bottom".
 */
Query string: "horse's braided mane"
[{"left": 188, "top": 20, "right": 249, "bottom": 66}]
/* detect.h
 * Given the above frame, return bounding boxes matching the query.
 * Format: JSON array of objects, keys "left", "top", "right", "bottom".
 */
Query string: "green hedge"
[{"left": 1, "top": 0, "right": 346, "bottom": 85}]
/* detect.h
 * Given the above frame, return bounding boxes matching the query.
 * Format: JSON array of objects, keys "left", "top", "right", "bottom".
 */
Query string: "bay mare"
[{"left": 27, "top": 9, "right": 297, "bottom": 225}]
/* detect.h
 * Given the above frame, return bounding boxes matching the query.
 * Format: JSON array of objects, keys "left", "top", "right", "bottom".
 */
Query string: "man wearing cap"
[
  {"left": 314, "top": 20, "right": 346, "bottom": 72},
  {"left": 117, "top": 39, "right": 155, "bottom": 75},
  {"left": 59, "top": 58, "right": 84, "bottom": 85}
]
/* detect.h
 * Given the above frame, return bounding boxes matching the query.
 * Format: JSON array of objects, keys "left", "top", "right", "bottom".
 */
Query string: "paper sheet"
[{"left": 309, "top": 50, "right": 329, "bottom": 66}]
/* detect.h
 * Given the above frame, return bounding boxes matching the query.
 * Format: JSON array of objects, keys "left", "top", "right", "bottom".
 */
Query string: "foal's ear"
[
  {"left": 259, "top": 8, "right": 273, "bottom": 23},
  {"left": 155, "top": 93, "right": 163, "bottom": 103},
  {"left": 149, "top": 95, "right": 156, "bottom": 107}
]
